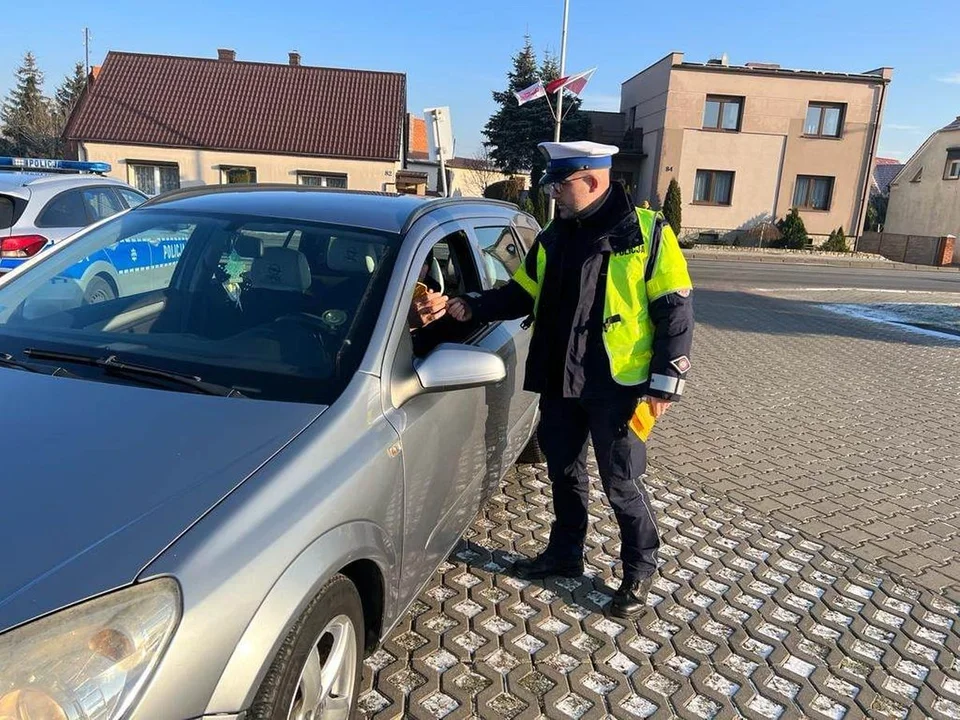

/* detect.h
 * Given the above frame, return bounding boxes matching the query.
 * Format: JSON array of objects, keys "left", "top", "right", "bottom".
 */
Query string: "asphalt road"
[{"left": 688, "top": 258, "right": 960, "bottom": 293}]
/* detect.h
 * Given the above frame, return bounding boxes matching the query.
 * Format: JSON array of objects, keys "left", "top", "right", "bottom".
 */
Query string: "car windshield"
[{"left": 0, "top": 208, "right": 398, "bottom": 404}]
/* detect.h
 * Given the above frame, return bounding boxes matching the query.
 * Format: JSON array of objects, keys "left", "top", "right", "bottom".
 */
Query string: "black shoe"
[
  {"left": 512, "top": 552, "right": 584, "bottom": 580},
  {"left": 609, "top": 575, "right": 652, "bottom": 619}
]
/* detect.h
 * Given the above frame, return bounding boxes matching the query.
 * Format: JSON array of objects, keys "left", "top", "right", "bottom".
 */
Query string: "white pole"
[
  {"left": 431, "top": 109, "right": 449, "bottom": 197},
  {"left": 547, "top": 0, "right": 570, "bottom": 222}
]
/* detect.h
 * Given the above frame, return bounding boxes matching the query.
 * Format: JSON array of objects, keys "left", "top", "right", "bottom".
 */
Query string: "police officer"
[{"left": 447, "top": 141, "right": 693, "bottom": 619}]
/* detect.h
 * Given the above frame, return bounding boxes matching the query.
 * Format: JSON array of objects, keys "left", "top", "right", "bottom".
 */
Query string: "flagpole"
[{"left": 547, "top": 0, "right": 570, "bottom": 222}]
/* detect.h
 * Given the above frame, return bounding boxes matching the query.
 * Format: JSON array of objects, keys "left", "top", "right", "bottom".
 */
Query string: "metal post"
[
  {"left": 84, "top": 28, "right": 90, "bottom": 76},
  {"left": 430, "top": 110, "right": 449, "bottom": 197},
  {"left": 546, "top": 0, "right": 570, "bottom": 222}
]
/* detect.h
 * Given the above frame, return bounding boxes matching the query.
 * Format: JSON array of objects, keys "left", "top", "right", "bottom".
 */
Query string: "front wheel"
[{"left": 249, "top": 574, "right": 364, "bottom": 720}]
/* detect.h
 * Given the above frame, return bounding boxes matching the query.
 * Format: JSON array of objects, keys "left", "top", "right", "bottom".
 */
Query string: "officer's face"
[{"left": 548, "top": 171, "right": 606, "bottom": 218}]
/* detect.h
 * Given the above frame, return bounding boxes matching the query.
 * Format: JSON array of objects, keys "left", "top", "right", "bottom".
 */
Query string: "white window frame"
[
  {"left": 296, "top": 171, "right": 348, "bottom": 189},
  {"left": 945, "top": 158, "right": 960, "bottom": 181},
  {"left": 127, "top": 162, "right": 180, "bottom": 196}
]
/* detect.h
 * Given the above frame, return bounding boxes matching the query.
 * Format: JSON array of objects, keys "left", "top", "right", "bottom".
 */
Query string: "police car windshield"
[{"left": 0, "top": 208, "right": 397, "bottom": 404}]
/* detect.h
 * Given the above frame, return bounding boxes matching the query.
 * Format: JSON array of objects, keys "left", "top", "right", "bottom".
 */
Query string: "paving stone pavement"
[
  {"left": 652, "top": 284, "right": 960, "bottom": 595},
  {"left": 358, "top": 281, "right": 960, "bottom": 719}
]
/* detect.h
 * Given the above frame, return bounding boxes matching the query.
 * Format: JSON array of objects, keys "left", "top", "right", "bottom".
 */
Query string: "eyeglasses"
[{"left": 545, "top": 174, "right": 590, "bottom": 195}]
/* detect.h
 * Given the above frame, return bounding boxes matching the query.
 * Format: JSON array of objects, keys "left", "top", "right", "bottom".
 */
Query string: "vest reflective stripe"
[{"left": 509, "top": 207, "right": 692, "bottom": 386}]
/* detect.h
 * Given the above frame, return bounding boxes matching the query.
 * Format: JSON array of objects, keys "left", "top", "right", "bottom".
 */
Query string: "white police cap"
[{"left": 538, "top": 141, "right": 619, "bottom": 184}]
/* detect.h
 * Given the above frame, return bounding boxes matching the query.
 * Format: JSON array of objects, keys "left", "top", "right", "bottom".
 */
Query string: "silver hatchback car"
[{"left": 0, "top": 186, "right": 543, "bottom": 720}]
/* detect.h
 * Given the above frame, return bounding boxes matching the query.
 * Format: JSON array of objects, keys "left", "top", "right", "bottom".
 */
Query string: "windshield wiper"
[
  {"left": 0, "top": 352, "right": 45, "bottom": 373},
  {"left": 23, "top": 348, "right": 246, "bottom": 397}
]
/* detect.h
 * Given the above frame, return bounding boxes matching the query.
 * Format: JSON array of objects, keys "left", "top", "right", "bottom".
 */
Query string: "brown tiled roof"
[
  {"left": 65, "top": 51, "right": 406, "bottom": 162},
  {"left": 408, "top": 115, "right": 429, "bottom": 160}
]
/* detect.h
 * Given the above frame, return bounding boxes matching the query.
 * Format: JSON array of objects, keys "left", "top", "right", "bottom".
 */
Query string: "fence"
[{"left": 857, "top": 232, "right": 956, "bottom": 266}]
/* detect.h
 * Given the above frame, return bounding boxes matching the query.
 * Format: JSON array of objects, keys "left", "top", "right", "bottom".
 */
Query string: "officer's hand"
[
  {"left": 412, "top": 290, "right": 448, "bottom": 327},
  {"left": 447, "top": 297, "right": 473, "bottom": 322},
  {"left": 646, "top": 397, "right": 673, "bottom": 419}
]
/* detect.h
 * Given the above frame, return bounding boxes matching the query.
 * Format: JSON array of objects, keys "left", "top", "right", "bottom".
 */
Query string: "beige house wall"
[
  {"left": 79, "top": 142, "right": 399, "bottom": 193},
  {"left": 620, "top": 53, "right": 677, "bottom": 203},
  {"left": 618, "top": 53, "right": 890, "bottom": 239},
  {"left": 678, "top": 130, "right": 785, "bottom": 231},
  {"left": 885, "top": 129, "right": 960, "bottom": 239},
  {"left": 665, "top": 67, "right": 887, "bottom": 238},
  {"left": 448, "top": 167, "right": 527, "bottom": 198}
]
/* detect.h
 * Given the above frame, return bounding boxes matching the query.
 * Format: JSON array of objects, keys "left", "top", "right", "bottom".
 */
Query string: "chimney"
[
  {"left": 289, "top": 51, "right": 301, "bottom": 67},
  {"left": 217, "top": 48, "right": 236, "bottom": 62}
]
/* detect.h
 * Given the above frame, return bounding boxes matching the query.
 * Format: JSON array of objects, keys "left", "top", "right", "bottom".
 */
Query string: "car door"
[
  {"left": 468, "top": 221, "right": 540, "bottom": 473},
  {"left": 384, "top": 220, "right": 516, "bottom": 606}
]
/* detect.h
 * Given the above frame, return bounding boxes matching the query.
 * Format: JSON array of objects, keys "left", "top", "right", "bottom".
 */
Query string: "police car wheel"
[
  {"left": 249, "top": 574, "right": 364, "bottom": 720},
  {"left": 82, "top": 275, "right": 117, "bottom": 305},
  {"left": 517, "top": 425, "right": 547, "bottom": 464}
]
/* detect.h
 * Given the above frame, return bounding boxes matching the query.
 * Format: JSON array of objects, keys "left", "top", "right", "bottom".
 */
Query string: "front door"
[{"left": 384, "top": 220, "right": 520, "bottom": 606}]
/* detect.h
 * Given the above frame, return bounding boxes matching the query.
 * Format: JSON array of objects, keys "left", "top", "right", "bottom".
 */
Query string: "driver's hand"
[
  {"left": 447, "top": 297, "right": 473, "bottom": 322},
  {"left": 412, "top": 290, "right": 448, "bottom": 328}
]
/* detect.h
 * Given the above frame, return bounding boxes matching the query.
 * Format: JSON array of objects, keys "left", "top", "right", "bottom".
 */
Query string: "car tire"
[
  {"left": 83, "top": 275, "right": 117, "bottom": 305},
  {"left": 248, "top": 574, "right": 365, "bottom": 720},
  {"left": 516, "top": 424, "right": 547, "bottom": 464}
]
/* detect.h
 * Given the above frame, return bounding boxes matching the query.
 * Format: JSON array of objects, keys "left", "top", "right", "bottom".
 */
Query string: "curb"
[{"left": 683, "top": 251, "right": 960, "bottom": 273}]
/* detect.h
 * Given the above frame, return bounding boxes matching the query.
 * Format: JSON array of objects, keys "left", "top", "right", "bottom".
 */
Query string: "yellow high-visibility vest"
[{"left": 512, "top": 208, "right": 692, "bottom": 386}]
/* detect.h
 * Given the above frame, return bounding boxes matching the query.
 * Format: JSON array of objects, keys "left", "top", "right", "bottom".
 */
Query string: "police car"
[{"left": 0, "top": 157, "right": 148, "bottom": 296}]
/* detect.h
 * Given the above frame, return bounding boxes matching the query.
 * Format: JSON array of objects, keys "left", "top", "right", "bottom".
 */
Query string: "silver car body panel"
[
  {"left": 0, "top": 370, "right": 324, "bottom": 633},
  {"left": 0, "top": 192, "right": 540, "bottom": 719},
  {"left": 132, "top": 372, "right": 403, "bottom": 718}
]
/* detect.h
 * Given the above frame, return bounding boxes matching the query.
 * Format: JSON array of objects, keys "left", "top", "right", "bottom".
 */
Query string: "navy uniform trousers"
[{"left": 537, "top": 394, "right": 660, "bottom": 579}]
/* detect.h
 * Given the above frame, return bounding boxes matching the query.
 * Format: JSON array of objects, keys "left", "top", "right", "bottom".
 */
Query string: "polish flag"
[
  {"left": 514, "top": 80, "right": 547, "bottom": 106},
  {"left": 545, "top": 67, "right": 597, "bottom": 97}
]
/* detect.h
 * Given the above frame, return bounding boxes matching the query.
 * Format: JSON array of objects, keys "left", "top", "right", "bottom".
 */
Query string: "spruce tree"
[
  {"left": 775, "top": 208, "right": 809, "bottom": 250},
  {"left": 1, "top": 52, "right": 59, "bottom": 157},
  {"left": 663, "top": 178, "right": 682, "bottom": 233},
  {"left": 482, "top": 37, "right": 590, "bottom": 189},
  {"left": 55, "top": 62, "right": 87, "bottom": 118}
]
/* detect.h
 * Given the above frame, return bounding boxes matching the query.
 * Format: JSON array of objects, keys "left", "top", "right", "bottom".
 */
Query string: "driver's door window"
[
  {"left": 474, "top": 226, "right": 524, "bottom": 289},
  {"left": 409, "top": 229, "right": 482, "bottom": 357}
]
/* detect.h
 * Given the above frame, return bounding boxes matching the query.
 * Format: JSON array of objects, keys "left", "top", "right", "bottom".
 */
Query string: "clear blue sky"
[{"left": 3, "top": 0, "right": 957, "bottom": 162}]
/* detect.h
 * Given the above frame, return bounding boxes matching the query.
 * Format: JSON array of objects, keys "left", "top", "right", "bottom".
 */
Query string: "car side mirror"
[{"left": 414, "top": 343, "right": 506, "bottom": 393}]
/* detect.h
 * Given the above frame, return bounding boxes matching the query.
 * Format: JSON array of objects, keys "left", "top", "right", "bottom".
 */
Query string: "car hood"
[{"left": 0, "top": 369, "right": 325, "bottom": 633}]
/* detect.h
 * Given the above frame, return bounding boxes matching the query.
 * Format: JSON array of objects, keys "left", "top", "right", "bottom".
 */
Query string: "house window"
[
  {"left": 220, "top": 166, "right": 257, "bottom": 184},
  {"left": 911, "top": 167, "right": 923, "bottom": 183},
  {"left": 703, "top": 96, "right": 743, "bottom": 132},
  {"left": 129, "top": 162, "right": 180, "bottom": 196},
  {"left": 794, "top": 175, "right": 834, "bottom": 210},
  {"left": 944, "top": 151, "right": 960, "bottom": 180},
  {"left": 297, "top": 172, "right": 348, "bottom": 189},
  {"left": 804, "top": 103, "right": 845, "bottom": 138},
  {"left": 693, "top": 170, "right": 734, "bottom": 205}
]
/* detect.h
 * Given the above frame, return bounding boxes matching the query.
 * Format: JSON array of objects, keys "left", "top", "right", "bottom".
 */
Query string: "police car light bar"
[{"left": 0, "top": 157, "right": 112, "bottom": 174}]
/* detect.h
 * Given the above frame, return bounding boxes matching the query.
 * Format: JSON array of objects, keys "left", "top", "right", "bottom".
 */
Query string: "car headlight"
[{"left": 0, "top": 578, "right": 180, "bottom": 720}]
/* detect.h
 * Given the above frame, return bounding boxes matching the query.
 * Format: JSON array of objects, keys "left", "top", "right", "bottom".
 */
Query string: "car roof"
[
  {"left": 138, "top": 185, "right": 521, "bottom": 235},
  {"left": 0, "top": 171, "right": 127, "bottom": 193}
]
